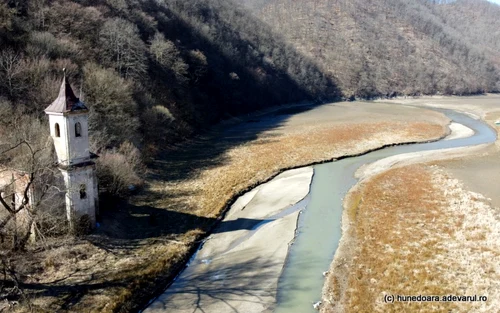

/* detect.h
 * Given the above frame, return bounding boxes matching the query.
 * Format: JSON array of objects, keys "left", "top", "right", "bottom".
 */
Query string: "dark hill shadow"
[
  {"left": 149, "top": 104, "right": 316, "bottom": 183},
  {"left": 88, "top": 104, "right": 315, "bottom": 251},
  {"left": 91, "top": 200, "right": 267, "bottom": 242},
  {"left": 84, "top": 0, "right": 341, "bottom": 310},
  {"left": 138, "top": 0, "right": 342, "bottom": 123}
]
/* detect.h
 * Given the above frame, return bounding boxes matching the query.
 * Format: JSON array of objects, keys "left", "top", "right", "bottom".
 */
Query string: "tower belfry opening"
[{"left": 45, "top": 71, "right": 98, "bottom": 232}]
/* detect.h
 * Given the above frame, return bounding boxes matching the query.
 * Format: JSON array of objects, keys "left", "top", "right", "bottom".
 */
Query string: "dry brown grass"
[
  {"left": 11, "top": 108, "right": 448, "bottom": 312},
  {"left": 156, "top": 121, "right": 444, "bottom": 218},
  {"left": 343, "top": 165, "right": 455, "bottom": 313},
  {"left": 325, "top": 164, "right": 500, "bottom": 313}
]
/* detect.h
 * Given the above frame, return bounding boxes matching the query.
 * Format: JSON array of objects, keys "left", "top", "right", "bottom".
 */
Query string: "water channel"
[
  {"left": 274, "top": 108, "right": 497, "bottom": 312},
  {"left": 143, "top": 107, "right": 497, "bottom": 313}
]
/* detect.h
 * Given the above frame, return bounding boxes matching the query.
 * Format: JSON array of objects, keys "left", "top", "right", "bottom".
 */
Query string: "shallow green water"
[{"left": 274, "top": 109, "right": 497, "bottom": 312}]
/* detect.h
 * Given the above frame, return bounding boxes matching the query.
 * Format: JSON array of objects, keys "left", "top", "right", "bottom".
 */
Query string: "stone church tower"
[{"left": 45, "top": 72, "right": 98, "bottom": 230}]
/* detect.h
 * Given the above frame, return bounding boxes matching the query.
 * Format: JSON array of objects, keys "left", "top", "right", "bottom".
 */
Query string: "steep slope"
[
  {"left": 1, "top": 0, "right": 499, "bottom": 152},
  {"left": 434, "top": 0, "right": 500, "bottom": 68},
  {"left": 239, "top": 0, "right": 500, "bottom": 97},
  {"left": 0, "top": 0, "right": 340, "bottom": 151}
]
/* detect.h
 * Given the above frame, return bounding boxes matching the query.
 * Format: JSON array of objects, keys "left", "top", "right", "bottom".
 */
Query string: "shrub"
[
  {"left": 95, "top": 141, "right": 144, "bottom": 197},
  {"left": 150, "top": 32, "right": 189, "bottom": 82}
]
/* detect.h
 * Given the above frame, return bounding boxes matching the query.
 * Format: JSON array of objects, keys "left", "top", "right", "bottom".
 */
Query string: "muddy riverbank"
[
  {"left": 141, "top": 102, "right": 449, "bottom": 313},
  {"left": 322, "top": 95, "right": 500, "bottom": 313}
]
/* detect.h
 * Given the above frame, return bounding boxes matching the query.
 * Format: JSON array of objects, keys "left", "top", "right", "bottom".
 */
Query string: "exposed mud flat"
[
  {"left": 376, "top": 94, "right": 500, "bottom": 207},
  {"left": 323, "top": 162, "right": 500, "bottom": 313},
  {"left": 444, "top": 122, "right": 474, "bottom": 140},
  {"left": 144, "top": 167, "right": 313, "bottom": 313},
  {"left": 437, "top": 144, "right": 500, "bottom": 208},
  {"left": 143, "top": 102, "right": 450, "bottom": 313}
]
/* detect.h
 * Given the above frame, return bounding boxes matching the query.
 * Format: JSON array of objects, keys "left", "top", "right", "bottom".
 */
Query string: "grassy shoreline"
[
  {"left": 322, "top": 96, "right": 500, "bottom": 313},
  {"left": 323, "top": 161, "right": 500, "bottom": 313},
  {"left": 12, "top": 102, "right": 450, "bottom": 312},
  {"left": 125, "top": 104, "right": 450, "bottom": 312},
  {"left": 135, "top": 132, "right": 452, "bottom": 312}
]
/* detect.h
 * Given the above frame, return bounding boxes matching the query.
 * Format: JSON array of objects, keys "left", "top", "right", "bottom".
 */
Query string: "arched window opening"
[
  {"left": 80, "top": 184, "right": 87, "bottom": 199},
  {"left": 75, "top": 122, "right": 82, "bottom": 137},
  {"left": 55, "top": 123, "right": 61, "bottom": 137}
]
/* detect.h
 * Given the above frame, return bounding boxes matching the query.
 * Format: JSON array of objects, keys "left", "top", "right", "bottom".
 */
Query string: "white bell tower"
[{"left": 45, "top": 71, "right": 98, "bottom": 231}]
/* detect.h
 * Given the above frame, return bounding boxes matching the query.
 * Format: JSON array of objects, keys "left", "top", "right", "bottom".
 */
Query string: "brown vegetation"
[
  {"left": 3, "top": 0, "right": 498, "bottom": 310},
  {"left": 152, "top": 121, "right": 444, "bottom": 218},
  {"left": 3, "top": 104, "right": 448, "bottom": 312},
  {"left": 323, "top": 164, "right": 499, "bottom": 313},
  {"left": 244, "top": 0, "right": 500, "bottom": 97}
]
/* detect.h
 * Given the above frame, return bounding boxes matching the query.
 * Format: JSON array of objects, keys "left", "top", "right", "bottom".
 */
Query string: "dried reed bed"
[
  {"left": 20, "top": 115, "right": 447, "bottom": 312},
  {"left": 324, "top": 164, "right": 500, "bottom": 313},
  {"left": 111, "top": 121, "right": 446, "bottom": 312},
  {"left": 155, "top": 122, "right": 444, "bottom": 218}
]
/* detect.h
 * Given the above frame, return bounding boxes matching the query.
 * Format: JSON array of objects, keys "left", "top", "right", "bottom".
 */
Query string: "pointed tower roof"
[{"left": 45, "top": 70, "right": 88, "bottom": 114}]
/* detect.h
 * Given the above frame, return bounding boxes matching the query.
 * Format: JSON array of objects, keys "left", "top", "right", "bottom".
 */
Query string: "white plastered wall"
[
  {"left": 60, "top": 165, "right": 97, "bottom": 228},
  {"left": 48, "top": 113, "right": 90, "bottom": 166}
]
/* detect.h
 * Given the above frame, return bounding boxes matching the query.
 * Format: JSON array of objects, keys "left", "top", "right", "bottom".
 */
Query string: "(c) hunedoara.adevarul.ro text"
[{"left": 384, "top": 294, "right": 488, "bottom": 303}]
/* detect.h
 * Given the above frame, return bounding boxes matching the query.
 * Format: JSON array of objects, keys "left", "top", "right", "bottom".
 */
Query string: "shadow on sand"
[{"left": 25, "top": 0, "right": 343, "bottom": 310}]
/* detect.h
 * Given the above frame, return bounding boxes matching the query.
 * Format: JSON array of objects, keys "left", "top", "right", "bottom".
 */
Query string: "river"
[
  {"left": 143, "top": 107, "right": 496, "bottom": 313},
  {"left": 274, "top": 108, "right": 496, "bottom": 312}
]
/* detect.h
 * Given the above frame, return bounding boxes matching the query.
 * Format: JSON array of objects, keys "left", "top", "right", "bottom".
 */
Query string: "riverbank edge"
[
  {"left": 136, "top": 123, "right": 451, "bottom": 313},
  {"left": 271, "top": 171, "right": 314, "bottom": 312},
  {"left": 321, "top": 114, "right": 498, "bottom": 312},
  {"left": 144, "top": 167, "right": 314, "bottom": 313}
]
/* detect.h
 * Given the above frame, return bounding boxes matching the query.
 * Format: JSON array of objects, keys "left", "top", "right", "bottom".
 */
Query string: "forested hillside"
[
  {"left": 434, "top": 0, "right": 500, "bottom": 68},
  {"left": 1, "top": 0, "right": 499, "bottom": 311},
  {"left": 1, "top": 0, "right": 499, "bottom": 155},
  {"left": 0, "top": 0, "right": 339, "bottom": 155},
  {"left": 239, "top": 0, "right": 500, "bottom": 98}
]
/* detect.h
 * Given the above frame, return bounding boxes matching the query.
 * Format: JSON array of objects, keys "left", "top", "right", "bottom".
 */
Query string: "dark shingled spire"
[{"left": 45, "top": 69, "right": 88, "bottom": 114}]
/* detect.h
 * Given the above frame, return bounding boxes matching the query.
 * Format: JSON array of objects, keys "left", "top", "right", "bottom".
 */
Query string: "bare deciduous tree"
[
  {"left": 150, "top": 32, "right": 189, "bottom": 82},
  {"left": 82, "top": 62, "right": 140, "bottom": 145},
  {"left": 0, "top": 49, "right": 23, "bottom": 97},
  {"left": 99, "top": 18, "right": 147, "bottom": 79},
  {"left": 0, "top": 115, "right": 60, "bottom": 251},
  {"left": 187, "top": 49, "right": 208, "bottom": 84}
]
